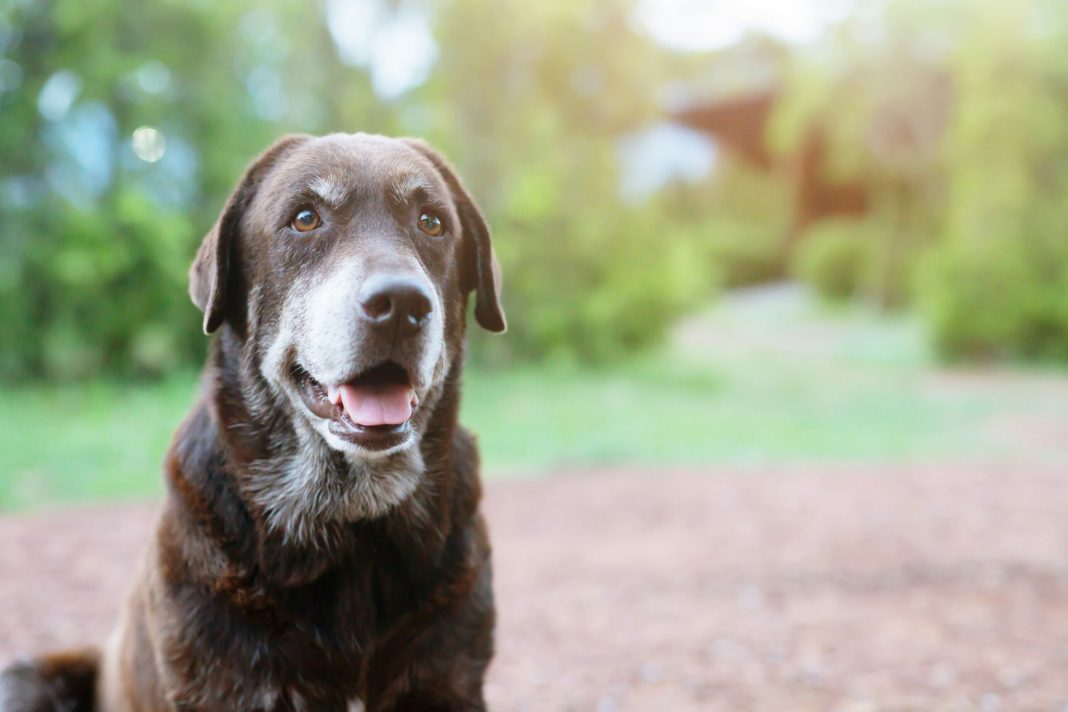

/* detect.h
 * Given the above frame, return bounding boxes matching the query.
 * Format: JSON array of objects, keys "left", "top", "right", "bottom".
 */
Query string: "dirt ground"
[{"left": 2, "top": 465, "right": 1067, "bottom": 711}]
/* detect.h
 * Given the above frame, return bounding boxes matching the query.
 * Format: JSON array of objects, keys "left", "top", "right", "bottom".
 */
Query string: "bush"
[
  {"left": 705, "top": 218, "right": 787, "bottom": 288},
  {"left": 916, "top": 237, "right": 1068, "bottom": 362},
  {"left": 699, "top": 164, "right": 792, "bottom": 288},
  {"left": 792, "top": 219, "right": 875, "bottom": 302},
  {"left": 478, "top": 192, "right": 715, "bottom": 364},
  {"left": 1, "top": 192, "right": 201, "bottom": 381}
]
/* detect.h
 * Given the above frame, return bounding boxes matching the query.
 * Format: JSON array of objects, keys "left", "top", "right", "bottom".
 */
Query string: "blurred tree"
[
  {"left": 0, "top": 0, "right": 718, "bottom": 379},
  {"left": 0, "top": 0, "right": 394, "bottom": 379},
  {"left": 15, "top": 0, "right": 1066, "bottom": 377},
  {"left": 921, "top": 0, "right": 1068, "bottom": 360},
  {"left": 768, "top": 0, "right": 953, "bottom": 309},
  {"left": 419, "top": 0, "right": 712, "bottom": 362},
  {"left": 772, "top": 0, "right": 1068, "bottom": 359}
]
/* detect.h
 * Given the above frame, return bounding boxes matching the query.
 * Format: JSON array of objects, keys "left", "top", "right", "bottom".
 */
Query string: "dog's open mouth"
[{"left": 294, "top": 361, "right": 418, "bottom": 450}]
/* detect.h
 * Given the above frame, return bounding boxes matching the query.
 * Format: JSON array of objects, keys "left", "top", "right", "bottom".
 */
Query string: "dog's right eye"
[{"left": 291, "top": 208, "right": 322, "bottom": 233}]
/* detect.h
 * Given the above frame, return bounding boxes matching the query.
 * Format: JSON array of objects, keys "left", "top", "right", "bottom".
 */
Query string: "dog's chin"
[
  {"left": 316, "top": 419, "right": 415, "bottom": 459},
  {"left": 290, "top": 362, "right": 421, "bottom": 457}
]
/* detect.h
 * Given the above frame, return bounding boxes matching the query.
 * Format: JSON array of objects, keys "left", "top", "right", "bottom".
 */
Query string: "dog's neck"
[{"left": 170, "top": 326, "right": 464, "bottom": 587}]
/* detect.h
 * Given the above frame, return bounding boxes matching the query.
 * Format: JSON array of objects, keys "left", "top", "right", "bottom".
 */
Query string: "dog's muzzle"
[{"left": 289, "top": 267, "right": 442, "bottom": 453}]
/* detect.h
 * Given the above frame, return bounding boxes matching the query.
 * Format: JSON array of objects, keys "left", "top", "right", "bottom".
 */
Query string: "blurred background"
[{"left": 2, "top": 0, "right": 1068, "bottom": 709}]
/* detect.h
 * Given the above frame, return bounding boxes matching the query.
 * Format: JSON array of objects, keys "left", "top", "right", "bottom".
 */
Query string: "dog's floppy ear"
[
  {"left": 190, "top": 135, "right": 310, "bottom": 334},
  {"left": 402, "top": 138, "right": 506, "bottom": 333}
]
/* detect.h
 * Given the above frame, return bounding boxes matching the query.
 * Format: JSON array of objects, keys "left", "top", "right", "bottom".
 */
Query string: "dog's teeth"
[{"left": 327, "top": 384, "right": 342, "bottom": 405}]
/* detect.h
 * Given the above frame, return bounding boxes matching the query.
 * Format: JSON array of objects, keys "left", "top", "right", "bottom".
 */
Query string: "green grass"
[
  {"left": 3, "top": 285, "right": 1067, "bottom": 511},
  {"left": 0, "top": 376, "right": 199, "bottom": 510}
]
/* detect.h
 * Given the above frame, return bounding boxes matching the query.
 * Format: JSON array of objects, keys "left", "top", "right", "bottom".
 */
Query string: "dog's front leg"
[{"left": 364, "top": 524, "right": 495, "bottom": 712}]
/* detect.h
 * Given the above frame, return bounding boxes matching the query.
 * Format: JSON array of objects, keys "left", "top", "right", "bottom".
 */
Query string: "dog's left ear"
[
  {"left": 402, "top": 138, "right": 507, "bottom": 333},
  {"left": 190, "top": 135, "right": 310, "bottom": 334}
]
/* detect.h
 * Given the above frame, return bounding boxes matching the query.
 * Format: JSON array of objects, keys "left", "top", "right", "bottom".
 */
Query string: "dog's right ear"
[{"left": 190, "top": 135, "right": 309, "bottom": 334}]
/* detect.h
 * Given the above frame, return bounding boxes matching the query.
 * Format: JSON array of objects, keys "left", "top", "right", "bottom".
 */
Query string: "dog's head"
[{"left": 190, "top": 133, "right": 505, "bottom": 460}]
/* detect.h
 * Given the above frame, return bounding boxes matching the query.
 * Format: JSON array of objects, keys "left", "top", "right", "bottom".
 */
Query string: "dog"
[{"left": 0, "top": 133, "right": 506, "bottom": 711}]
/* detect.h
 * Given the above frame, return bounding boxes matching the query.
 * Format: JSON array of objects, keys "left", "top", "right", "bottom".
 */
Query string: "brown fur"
[{"left": 1, "top": 134, "right": 504, "bottom": 711}]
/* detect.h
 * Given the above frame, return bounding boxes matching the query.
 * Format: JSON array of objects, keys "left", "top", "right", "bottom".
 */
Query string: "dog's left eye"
[
  {"left": 417, "top": 212, "right": 444, "bottom": 237},
  {"left": 291, "top": 208, "right": 322, "bottom": 233}
]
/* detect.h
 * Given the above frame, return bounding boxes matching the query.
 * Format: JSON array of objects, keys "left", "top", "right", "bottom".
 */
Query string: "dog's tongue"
[{"left": 333, "top": 383, "right": 413, "bottom": 427}]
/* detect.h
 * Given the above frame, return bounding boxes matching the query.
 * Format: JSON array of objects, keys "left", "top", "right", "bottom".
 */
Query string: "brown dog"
[{"left": 1, "top": 134, "right": 506, "bottom": 711}]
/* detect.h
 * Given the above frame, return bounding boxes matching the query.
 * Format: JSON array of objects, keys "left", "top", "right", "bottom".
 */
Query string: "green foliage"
[
  {"left": 0, "top": 0, "right": 718, "bottom": 379},
  {"left": 492, "top": 200, "right": 712, "bottom": 362},
  {"left": 0, "top": 0, "right": 391, "bottom": 380},
  {"left": 704, "top": 218, "right": 783, "bottom": 287},
  {"left": 422, "top": 0, "right": 714, "bottom": 362},
  {"left": 772, "top": 0, "right": 1068, "bottom": 361},
  {"left": 917, "top": 233, "right": 1068, "bottom": 362},
  {"left": 917, "top": 0, "right": 1068, "bottom": 361},
  {"left": 7, "top": 0, "right": 1068, "bottom": 377},
  {"left": 699, "top": 164, "right": 791, "bottom": 287},
  {"left": 793, "top": 219, "right": 874, "bottom": 303}
]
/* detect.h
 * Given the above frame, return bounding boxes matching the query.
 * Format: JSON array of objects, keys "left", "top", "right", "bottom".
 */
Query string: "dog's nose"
[{"left": 358, "top": 274, "right": 433, "bottom": 336}]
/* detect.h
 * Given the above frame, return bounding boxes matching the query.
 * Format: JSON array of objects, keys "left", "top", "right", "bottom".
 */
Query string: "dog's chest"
[{"left": 188, "top": 543, "right": 423, "bottom": 709}]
